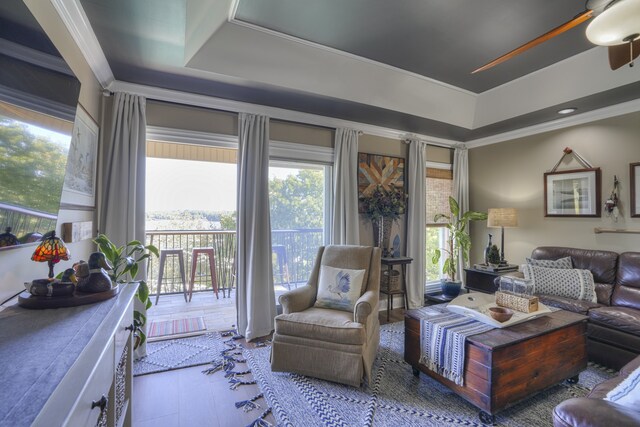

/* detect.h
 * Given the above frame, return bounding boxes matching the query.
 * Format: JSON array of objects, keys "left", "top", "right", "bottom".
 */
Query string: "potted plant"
[
  {"left": 487, "top": 244, "right": 501, "bottom": 268},
  {"left": 94, "top": 234, "right": 159, "bottom": 349},
  {"left": 360, "top": 185, "right": 408, "bottom": 256},
  {"left": 432, "top": 197, "right": 487, "bottom": 296}
]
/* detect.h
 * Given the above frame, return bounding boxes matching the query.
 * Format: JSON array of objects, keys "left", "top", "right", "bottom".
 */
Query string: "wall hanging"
[{"left": 544, "top": 147, "right": 601, "bottom": 217}]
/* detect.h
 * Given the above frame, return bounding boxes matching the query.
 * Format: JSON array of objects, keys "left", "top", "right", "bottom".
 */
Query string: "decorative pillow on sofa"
[
  {"left": 526, "top": 256, "right": 573, "bottom": 269},
  {"left": 521, "top": 264, "right": 597, "bottom": 302},
  {"left": 605, "top": 365, "right": 640, "bottom": 408},
  {"left": 314, "top": 265, "right": 366, "bottom": 312}
]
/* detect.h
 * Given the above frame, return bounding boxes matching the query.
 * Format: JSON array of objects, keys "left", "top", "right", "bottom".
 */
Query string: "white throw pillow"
[
  {"left": 521, "top": 264, "right": 597, "bottom": 303},
  {"left": 526, "top": 256, "right": 573, "bottom": 269},
  {"left": 605, "top": 365, "right": 640, "bottom": 408},
  {"left": 314, "top": 265, "right": 366, "bottom": 312}
]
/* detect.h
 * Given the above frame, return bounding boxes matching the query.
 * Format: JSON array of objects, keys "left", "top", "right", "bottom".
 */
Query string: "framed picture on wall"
[
  {"left": 630, "top": 162, "right": 640, "bottom": 217},
  {"left": 544, "top": 168, "right": 601, "bottom": 217},
  {"left": 357, "top": 153, "right": 405, "bottom": 212},
  {"left": 61, "top": 105, "right": 99, "bottom": 208}
]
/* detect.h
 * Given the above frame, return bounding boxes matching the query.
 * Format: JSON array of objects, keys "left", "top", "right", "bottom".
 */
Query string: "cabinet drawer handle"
[
  {"left": 125, "top": 324, "right": 135, "bottom": 332},
  {"left": 91, "top": 395, "right": 108, "bottom": 412}
]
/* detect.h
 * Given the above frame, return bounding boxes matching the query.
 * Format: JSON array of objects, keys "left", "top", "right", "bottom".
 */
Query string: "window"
[
  {"left": 425, "top": 164, "right": 453, "bottom": 293},
  {"left": 269, "top": 161, "right": 331, "bottom": 298}
]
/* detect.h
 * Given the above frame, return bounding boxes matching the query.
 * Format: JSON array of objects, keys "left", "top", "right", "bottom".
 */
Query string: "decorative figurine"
[
  {"left": 76, "top": 252, "right": 113, "bottom": 293},
  {"left": 26, "top": 268, "right": 76, "bottom": 297}
]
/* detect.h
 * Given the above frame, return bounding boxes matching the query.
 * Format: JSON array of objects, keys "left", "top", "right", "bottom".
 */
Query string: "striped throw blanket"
[{"left": 418, "top": 305, "right": 494, "bottom": 386}]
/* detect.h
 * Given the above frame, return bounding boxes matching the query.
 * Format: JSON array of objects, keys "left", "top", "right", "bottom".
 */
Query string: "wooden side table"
[
  {"left": 464, "top": 268, "right": 517, "bottom": 294},
  {"left": 380, "top": 256, "right": 412, "bottom": 321}
]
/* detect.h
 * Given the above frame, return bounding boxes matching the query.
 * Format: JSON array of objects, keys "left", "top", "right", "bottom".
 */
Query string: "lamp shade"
[
  {"left": 487, "top": 208, "right": 518, "bottom": 228},
  {"left": 31, "top": 231, "right": 70, "bottom": 278},
  {"left": 586, "top": 0, "right": 640, "bottom": 46}
]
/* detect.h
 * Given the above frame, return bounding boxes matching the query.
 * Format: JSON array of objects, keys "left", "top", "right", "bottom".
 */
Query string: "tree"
[
  {"left": 0, "top": 119, "right": 68, "bottom": 214},
  {"left": 269, "top": 169, "right": 323, "bottom": 230},
  {"left": 220, "top": 211, "right": 237, "bottom": 230}
]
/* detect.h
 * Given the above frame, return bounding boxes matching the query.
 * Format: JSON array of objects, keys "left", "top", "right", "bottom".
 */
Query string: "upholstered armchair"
[{"left": 270, "top": 245, "right": 381, "bottom": 387}]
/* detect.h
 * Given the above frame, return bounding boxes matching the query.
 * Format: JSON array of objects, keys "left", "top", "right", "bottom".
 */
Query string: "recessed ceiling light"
[{"left": 558, "top": 108, "right": 577, "bottom": 115}]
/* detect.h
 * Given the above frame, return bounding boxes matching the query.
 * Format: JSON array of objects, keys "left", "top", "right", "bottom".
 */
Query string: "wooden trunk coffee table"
[{"left": 404, "top": 308, "right": 588, "bottom": 424}]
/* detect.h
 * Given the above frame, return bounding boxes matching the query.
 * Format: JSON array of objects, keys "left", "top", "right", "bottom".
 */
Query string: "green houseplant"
[
  {"left": 360, "top": 185, "right": 408, "bottom": 256},
  {"left": 94, "top": 234, "right": 159, "bottom": 349},
  {"left": 432, "top": 197, "right": 487, "bottom": 296},
  {"left": 487, "top": 244, "right": 501, "bottom": 267}
]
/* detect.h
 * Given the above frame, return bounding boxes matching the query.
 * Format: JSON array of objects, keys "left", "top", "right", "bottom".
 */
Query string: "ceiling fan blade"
[
  {"left": 472, "top": 10, "right": 594, "bottom": 74},
  {"left": 609, "top": 39, "right": 640, "bottom": 70}
]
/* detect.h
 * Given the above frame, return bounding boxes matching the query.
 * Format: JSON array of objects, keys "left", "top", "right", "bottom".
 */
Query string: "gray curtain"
[
  {"left": 405, "top": 139, "right": 427, "bottom": 308},
  {"left": 236, "top": 113, "right": 277, "bottom": 340},
  {"left": 98, "top": 92, "right": 147, "bottom": 358},
  {"left": 453, "top": 146, "right": 469, "bottom": 283},
  {"left": 331, "top": 128, "right": 360, "bottom": 245}
]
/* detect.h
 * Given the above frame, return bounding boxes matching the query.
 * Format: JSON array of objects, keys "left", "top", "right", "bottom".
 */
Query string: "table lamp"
[
  {"left": 31, "top": 231, "right": 70, "bottom": 280},
  {"left": 487, "top": 208, "right": 518, "bottom": 265}
]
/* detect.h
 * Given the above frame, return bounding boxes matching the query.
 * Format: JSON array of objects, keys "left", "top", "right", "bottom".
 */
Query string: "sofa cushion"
[
  {"left": 274, "top": 307, "right": 365, "bottom": 345},
  {"left": 314, "top": 265, "right": 365, "bottom": 312},
  {"left": 612, "top": 286, "right": 640, "bottom": 311},
  {"left": 617, "top": 252, "right": 640, "bottom": 288},
  {"left": 595, "top": 283, "right": 614, "bottom": 306},
  {"left": 538, "top": 294, "right": 601, "bottom": 315},
  {"left": 526, "top": 256, "right": 572, "bottom": 269},
  {"left": 589, "top": 307, "right": 640, "bottom": 337},
  {"left": 531, "top": 247, "right": 618, "bottom": 284},
  {"left": 522, "top": 264, "right": 597, "bottom": 302},
  {"left": 605, "top": 365, "right": 640, "bottom": 408}
]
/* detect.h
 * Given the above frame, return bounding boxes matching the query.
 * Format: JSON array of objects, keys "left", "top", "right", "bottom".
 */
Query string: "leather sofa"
[
  {"left": 524, "top": 247, "right": 640, "bottom": 370},
  {"left": 553, "top": 355, "right": 640, "bottom": 427}
]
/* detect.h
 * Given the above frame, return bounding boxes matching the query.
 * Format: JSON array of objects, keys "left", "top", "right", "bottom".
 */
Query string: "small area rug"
[
  {"left": 244, "top": 322, "right": 615, "bottom": 427},
  {"left": 147, "top": 316, "right": 207, "bottom": 339},
  {"left": 134, "top": 331, "right": 230, "bottom": 376}
]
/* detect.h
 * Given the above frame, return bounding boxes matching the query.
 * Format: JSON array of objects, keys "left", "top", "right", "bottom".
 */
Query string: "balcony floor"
[{"left": 146, "top": 285, "right": 295, "bottom": 341}]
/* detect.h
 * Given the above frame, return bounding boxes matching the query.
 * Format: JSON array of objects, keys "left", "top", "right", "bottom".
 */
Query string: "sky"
[{"left": 145, "top": 158, "right": 307, "bottom": 212}]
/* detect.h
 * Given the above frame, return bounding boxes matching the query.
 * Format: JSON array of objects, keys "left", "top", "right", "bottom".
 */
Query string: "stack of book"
[{"left": 473, "top": 263, "right": 518, "bottom": 273}]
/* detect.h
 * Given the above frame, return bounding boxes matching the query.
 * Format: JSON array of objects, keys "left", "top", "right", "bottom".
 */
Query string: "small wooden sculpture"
[
  {"left": 26, "top": 268, "right": 76, "bottom": 297},
  {"left": 76, "top": 252, "right": 113, "bottom": 293}
]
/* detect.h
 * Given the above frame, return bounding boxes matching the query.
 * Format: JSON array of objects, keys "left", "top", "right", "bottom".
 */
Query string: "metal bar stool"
[
  {"left": 155, "top": 248, "right": 187, "bottom": 305},
  {"left": 272, "top": 244, "right": 291, "bottom": 290},
  {"left": 189, "top": 247, "right": 219, "bottom": 301}
]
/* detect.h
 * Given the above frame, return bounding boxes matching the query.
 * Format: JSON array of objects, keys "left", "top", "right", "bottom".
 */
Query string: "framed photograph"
[
  {"left": 61, "top": 105, "right": 99, "bottom": 208},
  {"left": 544, "top": 168, "right": 601, "bottom": 217},
  {"left": 631, "top": 163, "right": 640, "bottom": 217},
  {"left": 357, "top": 153, "right": 405, "bottom": 212}
]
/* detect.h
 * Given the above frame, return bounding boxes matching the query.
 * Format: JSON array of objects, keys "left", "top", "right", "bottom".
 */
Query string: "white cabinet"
[{"left": 31, "top": 284, "right": 137, "bottom": 427}]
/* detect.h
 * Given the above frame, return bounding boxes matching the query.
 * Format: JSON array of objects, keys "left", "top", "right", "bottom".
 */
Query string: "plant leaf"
[{"left": 448, "top": 196, "right": 460, "bottom": 218}]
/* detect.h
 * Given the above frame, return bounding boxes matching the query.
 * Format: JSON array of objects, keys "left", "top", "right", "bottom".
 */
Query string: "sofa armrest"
[
  {"left": 354, "top": 290, "right": 378, "bottom": 325},
  {"left": 553, "top": 398, "right": 640, "bottom": 427},
  {"left": 279, "top": 285, "right": 316, "bottom": 314}
]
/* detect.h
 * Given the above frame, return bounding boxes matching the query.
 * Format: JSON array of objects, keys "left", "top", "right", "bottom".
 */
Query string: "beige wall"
[
  {"left": 0, "top": 2, "right": 103, "bottom": 303},
  {"left": 469, "top": 111, "right": 640, "bottom": 267},
  {"left": 147, "top": 101, "right": 238, "bottom": 135}
]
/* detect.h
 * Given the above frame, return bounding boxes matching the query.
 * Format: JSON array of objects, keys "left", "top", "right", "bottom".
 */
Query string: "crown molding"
[
  {"left": 49, "top": 0, "right": 114, "bottom": 88},
  {"left": 111, "top": 80, "right": 460, "bottom": 147},
  {"left": 466, "top": 97, "right": 640, "bottom": 148},
  {"left": 146, "top": 126, "right": 238, "bottom": 148},
  {"left": 0, "top": 39, "right": 73, "bottom": 76}
]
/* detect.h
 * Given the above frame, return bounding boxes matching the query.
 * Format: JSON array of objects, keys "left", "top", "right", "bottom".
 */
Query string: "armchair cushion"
[
  {"left": 274, "top": 307, "right": 365, "bottom": 345},
  {"left": 314, "top": 265, "right": 366, "bottom": 312}
]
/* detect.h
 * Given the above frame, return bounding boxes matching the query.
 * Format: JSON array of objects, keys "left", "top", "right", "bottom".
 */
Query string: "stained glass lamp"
[
  {"left": 0, "top": 227, "right": 19, "bottom": 248},
  {"left": 31, "top": 231, "right": 70, "bottom": 279}
]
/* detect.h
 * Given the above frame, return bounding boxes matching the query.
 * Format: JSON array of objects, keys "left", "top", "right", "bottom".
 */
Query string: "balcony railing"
[{"left": 145, "top": 228, "right": 323, "bottom": 296}]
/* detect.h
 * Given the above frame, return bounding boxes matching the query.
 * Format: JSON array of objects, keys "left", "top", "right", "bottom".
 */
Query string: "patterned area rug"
[
  {"left": 134, "top": 331, "right": 232, "bottom": 376},
  {"left": 242, "top": 322, "right": 615, "bottom": 427},
  {"left": 148, "top": 316, "right": 207, "bottom": 339}
]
